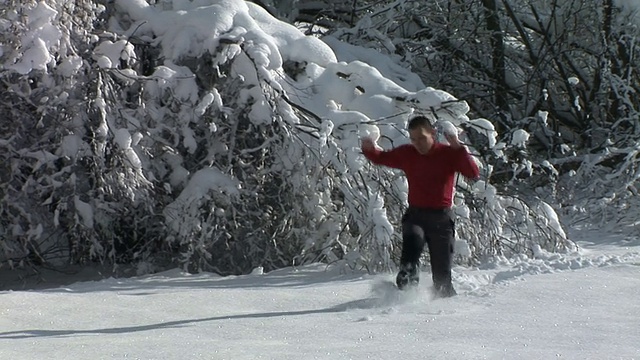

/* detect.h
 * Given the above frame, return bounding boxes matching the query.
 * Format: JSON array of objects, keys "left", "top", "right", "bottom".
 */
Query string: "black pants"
[{"left": 401, "top": 207, "right": 456, "bottom": 291}]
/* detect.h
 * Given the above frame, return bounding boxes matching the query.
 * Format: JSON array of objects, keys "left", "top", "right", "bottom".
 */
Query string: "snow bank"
[
  {"left": 114, "top": 0, "right": 336, "bottom": 68},
  {"left": 113, "top": 0, "right": 473, "bottom": 141}
]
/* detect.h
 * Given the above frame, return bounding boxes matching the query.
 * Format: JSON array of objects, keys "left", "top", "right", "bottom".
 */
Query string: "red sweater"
[{"left": 363, "top": 143, "right": 480, "bottom": 209}]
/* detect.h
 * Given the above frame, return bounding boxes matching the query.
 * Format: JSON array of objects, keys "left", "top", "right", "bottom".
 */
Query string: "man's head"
[{"left": 407, "top": 116, "right": 436, "bottom": 154}]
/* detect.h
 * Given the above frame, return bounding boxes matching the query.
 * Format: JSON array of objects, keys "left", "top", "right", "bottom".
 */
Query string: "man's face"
[{"left": 409, "top": 126, "right": 436, "bottom": 155}]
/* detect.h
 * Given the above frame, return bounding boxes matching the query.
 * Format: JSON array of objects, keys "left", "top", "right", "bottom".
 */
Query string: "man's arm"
[
  {"left": 361, "top": 137, "right": 407, "bottom": 170},
  {"left": 445, "top": 133, "right": 480, "bottom": 180}
]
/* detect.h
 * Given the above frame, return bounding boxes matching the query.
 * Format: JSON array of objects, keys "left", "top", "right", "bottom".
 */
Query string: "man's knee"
[{"left": 401, "top": 224, "right": 425, "bottom": 262}]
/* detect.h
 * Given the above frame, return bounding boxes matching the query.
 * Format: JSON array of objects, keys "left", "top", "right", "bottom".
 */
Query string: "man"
[{"left": 361, "top": 116, "right": 480, "bottom": 297}]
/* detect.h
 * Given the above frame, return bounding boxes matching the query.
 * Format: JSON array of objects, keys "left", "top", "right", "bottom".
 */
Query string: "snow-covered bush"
[
  {"left": 438, "top": 114, "right": 574, "bottom": 261},
  {"left": 554, "top": 143, "right": 640, "bottom": 236},
  {"left": 0, "top": 0, "right": 113, "bottom": 267},
  {"left": 0, "top": 0, "right": 161, "bottom": 269},
  {"left": 105, "top": 0, "right": 420, "bottom": 273}
]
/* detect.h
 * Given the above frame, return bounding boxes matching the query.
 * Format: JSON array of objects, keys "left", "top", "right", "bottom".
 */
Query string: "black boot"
[
  {"left": 396, "top": 263, "right": 419, "bottom": 290},
  {"left": 432, "top": 283, "right": 457, "bottom": 298}
]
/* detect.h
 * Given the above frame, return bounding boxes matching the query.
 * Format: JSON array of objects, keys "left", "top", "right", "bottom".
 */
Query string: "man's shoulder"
[
  {"left": 385, "top": 143, "right": 415, "bottom": 154},
  {"left": 396, "top": 144, "right": 415, "bottom": 151},
  {"left": 433, "top": 142, "right": 462, "bottom": 155},
  {"left": 432, "top": 142, "right": 452, "bottom": 153}
]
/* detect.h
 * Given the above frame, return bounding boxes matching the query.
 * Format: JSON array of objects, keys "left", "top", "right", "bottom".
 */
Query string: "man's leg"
[
  {"left": 396, "top": 212, "right": 426, "bottom": 289},
  {"left": 425, "top": 212, "right": 456, "bottom": 297}
]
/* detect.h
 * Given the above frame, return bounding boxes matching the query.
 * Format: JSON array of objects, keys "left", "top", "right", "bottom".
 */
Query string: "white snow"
[
  {"left": 146, "top": 62, "right": 199, "bottom": 104},
  {"left": 468, "top": 118, "right": 498, "bottom": 148},
  {"left": 6, "top": 2, "right": 61, "bottom": 74},
  {"left": 511, "top": 129, "right": 530, "bottom": 147},
  {"left": 322, "top": 35, "right": 425, "bottom": 92},
  {"left": 114, "top": 128, "right": 132, "bottom": 149},
  {"left": 57, "top": 134, "right": 84, "bottom": 159},
  {"left": 56, "top": 55, "right": 83, "bottom": 77},
  {"left": 93, "top": 40, "right": 135, "bottom": 69},
  {"left": 439, "top": 120, "right": 458, "bottom": 136},
  {"left": 73, "top": 196, "right": 94, "bottom": 228},
  {"left": 359, "top": 124, "right": 381, "bottom": 142},
  {"left": 194, "top": 92, "right": 215, "bottom": 116},
  {"left": 246, "top": 2, "right": 337, "bottom": 66},
  {"left": 164, "top": 167, "right": 240, "bottom": 232},
  {"left": 9, "top": 38, "right": 53, "bottom": 75},
  {"left": 112, "top": 128, "right": 142, "bottom": 169},
  {"left": 536, "top": 200, "right": 567, "bottom": 239},
  {"left": 1, "top": 229, "right": 639, "bottom": 359}
]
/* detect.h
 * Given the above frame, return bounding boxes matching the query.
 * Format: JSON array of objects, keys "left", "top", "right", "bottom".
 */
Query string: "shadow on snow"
[{"left": 0, "top": 298, "right": 383, "bottom": 340}]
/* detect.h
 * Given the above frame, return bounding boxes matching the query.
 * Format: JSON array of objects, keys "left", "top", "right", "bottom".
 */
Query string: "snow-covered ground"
[{"left": 1, "top": 228, "right": 639, "bottom": 360}]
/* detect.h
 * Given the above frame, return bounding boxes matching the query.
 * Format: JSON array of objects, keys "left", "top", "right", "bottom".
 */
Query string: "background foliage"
[{"left": 1, "top": 0, "right": 637, "bottom": 277}]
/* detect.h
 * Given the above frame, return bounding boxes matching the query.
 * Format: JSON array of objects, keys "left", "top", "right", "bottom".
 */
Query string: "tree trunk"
[
  {"left": 602, "top": 0, "right": 621, "bottom": 123},
  {"left": 481, "top": 0, "right": 508, "bottom": 114}
]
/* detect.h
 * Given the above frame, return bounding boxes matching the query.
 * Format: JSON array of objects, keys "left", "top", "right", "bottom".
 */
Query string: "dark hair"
[{"left": 407, "top": 116, "right": 435, "bottom": 131}]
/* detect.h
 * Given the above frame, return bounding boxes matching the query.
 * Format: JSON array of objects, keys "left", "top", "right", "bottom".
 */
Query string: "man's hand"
[
  {"left": 441, "top": 121, "right": 463, "bottom": 150},
  {"left": 444, "top": 132, "right": 462, "bottom": 149},
  {"left": 361, "top": 137, "right": 378, "bottom": 152}
]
